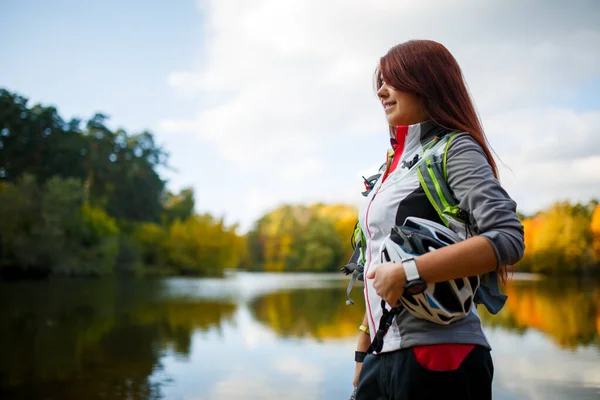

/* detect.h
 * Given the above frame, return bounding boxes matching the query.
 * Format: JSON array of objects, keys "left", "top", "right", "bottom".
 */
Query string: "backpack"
[{"left": 341, "top": 131, "right": 507, "bottom": 314}]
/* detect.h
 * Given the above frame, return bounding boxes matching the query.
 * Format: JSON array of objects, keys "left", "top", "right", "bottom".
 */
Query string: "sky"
[{"left": 2, "top": 0, "right": 600, "bottom": 232}]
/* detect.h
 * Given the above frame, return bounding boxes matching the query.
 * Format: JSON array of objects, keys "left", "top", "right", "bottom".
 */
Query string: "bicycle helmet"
[{"left": 380, "top": 217, "right": 480, "bottom": 325}]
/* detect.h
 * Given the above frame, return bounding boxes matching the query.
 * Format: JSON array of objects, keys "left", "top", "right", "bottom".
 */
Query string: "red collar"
[
  {"left": 381, "top": 125, "right": 410, "bottom": 184},
  {"left": 390, "top": 125, "right": 409, "bottom": 154}
]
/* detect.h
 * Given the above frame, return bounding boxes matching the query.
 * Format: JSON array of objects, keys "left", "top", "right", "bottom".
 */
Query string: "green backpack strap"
[
  {"left": 341, "top": 221, "right": 367, "bottom": 305},
  {"left": 351, "top": 221, "right": 366, "bottom": 265},
  {"left": 417, "top": 136, "right": 508, "bottom": 314},
  {"left": 416, "top": 132, "right": 465, "bottom": 227}
]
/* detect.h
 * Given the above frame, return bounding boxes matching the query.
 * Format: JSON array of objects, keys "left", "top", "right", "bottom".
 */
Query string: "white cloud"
[
  {"left": 462, "top": 29, "right": 600, "bottom": 114},
  {"left": 196, "top": 376, "right": 318, "bottom": 400},
  {"left": 279, "top": 158, "right": 325, "bottom": 181},
  {"left": 487, "top": 109, "right": 600, "bottom": 163},
  {"left": 486, "top": 109, "right": 600, "bottom": 213},
  {"left": 162, "top": 0, "right": 600, "bottom": 227},
  {"left": 190, "top": 357, "right": 323, "bottom": 400},
  {"left": 273, "top": 357, "right": 324, "bottom": 383}
]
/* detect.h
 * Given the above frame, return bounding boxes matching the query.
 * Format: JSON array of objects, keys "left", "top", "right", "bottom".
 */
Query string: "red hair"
[
  {"left": 375, "top": 40, "right": 498, "bottom": 179},
  {"left": 377, "top": 40, "right": 510, "bottom": 281}
]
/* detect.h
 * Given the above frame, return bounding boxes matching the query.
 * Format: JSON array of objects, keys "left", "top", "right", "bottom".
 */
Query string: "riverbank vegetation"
[{"left": 1, "top": 89, "right": 598, "bottom": 279}]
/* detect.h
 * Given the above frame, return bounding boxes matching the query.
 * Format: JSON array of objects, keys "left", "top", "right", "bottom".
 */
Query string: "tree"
[
  {"left": 519, "top": 201, "right": 597, "bottom": 274},
  {"left": 0, "top": 175, "right": 120, "bottom": 278},
  {"left": 0, "top": 88, "right": 244, "bottom": 279},
  {"left": 162, "top": 187, "right": 195, "bottom": 224},
  {"left": 242, "top": 203, "right": 356, "bottom": 272},
  {"left": 0, "top": 89, "right": 168, "bottom": 224},
  {"left": 591, "top": 205, "right": 600, "bottom": 263}
]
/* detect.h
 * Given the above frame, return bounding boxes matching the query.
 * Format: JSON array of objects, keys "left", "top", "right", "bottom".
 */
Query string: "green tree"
[
  {"left": 164, "top": 214, "right": 242, "bottom": 276},
  {"left": 243, "top": 203, "right": 354, "bottom": 272},
  {"left": 162, "top": 187, "right": 195, "bottom": 224},
  {"left": 0, "top": 88, "right": 246, "bottom": 279},
  {"left": 0, "top": 89, "right": 168, "bottom": 224},
  {"left": 0, "top": 175, "right": 121, "bottom": 278}
]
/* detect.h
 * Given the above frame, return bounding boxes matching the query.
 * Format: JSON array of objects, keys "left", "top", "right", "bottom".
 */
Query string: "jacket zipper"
[{"left": 363, "top": 150, "right": 395, "bottom": 330}]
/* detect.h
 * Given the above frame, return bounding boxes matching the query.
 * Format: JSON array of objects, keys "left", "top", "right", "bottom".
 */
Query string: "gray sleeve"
[{"left": 446, "top": 134, "right": 525, "bottom": 268}]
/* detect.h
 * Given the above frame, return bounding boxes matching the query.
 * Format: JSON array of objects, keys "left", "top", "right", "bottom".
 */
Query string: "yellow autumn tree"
[
  {"left": 591, "top": 205, "right": 600, "bottom": 262},
  {"left": 256, "top": 206, "right": 297, "bottom": 272},
  {"left": 312, "top": 203, "right": 359, "bottom": 264},
  {"left": 164, "top": 214, "right": 243, "bottom": 276},
  {"left": 243, "top": 203, "right": 357, "bottom": 272},
  {"left": 518, "top": 201, "right": 595, "bottom": 274}
]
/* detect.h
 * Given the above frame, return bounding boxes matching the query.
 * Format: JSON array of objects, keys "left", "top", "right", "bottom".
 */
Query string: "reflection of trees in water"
[
  {"left": 250, "top": 287, "right": 365, "bottom": 340},
  {"left": 251, "top": 280, "right": 600, "bottom": 350},
  {"left": 479, "top": 278, "right": 600, "bottom": 349},
  {"left": 0, "top": 279, "right": 236, "bottom": 399},
  {"left": 134, "top": 297, "right": 236, "bottom": 354},
  {"left": 2, "top": 276, "right": 598, "bottom": 398}
]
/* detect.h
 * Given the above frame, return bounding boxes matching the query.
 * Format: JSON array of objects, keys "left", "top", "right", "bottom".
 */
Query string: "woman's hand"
[
  {"left": 353, "top": 331, "right": 371, "bottom": 388},
  {"left": 353, "top": 361, "right": 362, "bottom": 389},
  {"left": 366, "top": 262, "right": 406, "bottom": 306}
]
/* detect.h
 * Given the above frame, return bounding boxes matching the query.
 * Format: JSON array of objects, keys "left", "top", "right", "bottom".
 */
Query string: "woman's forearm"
[
  {"left": 367, "top": 235, "right": 500, "bottom": 306},
  {"left": 415, "top": 235, "right": 498, "bottom": 284},
  {"left": 356, "top": 312, "right": 371, "bottom": 351}
]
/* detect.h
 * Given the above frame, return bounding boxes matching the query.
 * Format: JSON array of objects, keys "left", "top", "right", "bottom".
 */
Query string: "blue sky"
[
  {"left": 1, "top": 1, "right": 200, "bottom": 129},
  {"left": 2, "top": 0, "right": 600, "bottom": 232}
]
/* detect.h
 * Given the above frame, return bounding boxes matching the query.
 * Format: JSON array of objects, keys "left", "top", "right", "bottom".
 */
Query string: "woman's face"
[{"left": 377, "top": 80, "right": 427, "bottom": 127}]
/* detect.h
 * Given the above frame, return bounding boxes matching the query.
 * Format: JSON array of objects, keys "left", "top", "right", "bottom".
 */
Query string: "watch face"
[{"left": 404, "top": 279, "right": 427, "bottom": 295}]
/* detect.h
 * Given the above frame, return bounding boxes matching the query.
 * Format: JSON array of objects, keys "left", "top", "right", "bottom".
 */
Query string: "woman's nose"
[{"left": 377, "top": 83, "right": 388, "bottom": 99}]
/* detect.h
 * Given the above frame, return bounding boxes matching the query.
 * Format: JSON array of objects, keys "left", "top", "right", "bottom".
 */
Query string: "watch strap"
[
  {"left": 355, "top": 351, "right": 367, "bottom": 362},
  {"left": 402, "top": 258, "right": 420, "bottom": 282}
]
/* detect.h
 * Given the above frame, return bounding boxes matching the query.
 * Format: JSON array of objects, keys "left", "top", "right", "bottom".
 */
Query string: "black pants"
[{"left": 355, "top": 345, "right": 493, "bottom": 400}]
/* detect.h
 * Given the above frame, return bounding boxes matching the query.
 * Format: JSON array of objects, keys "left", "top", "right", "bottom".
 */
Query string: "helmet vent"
[
  {"left": 382, "top": 218, "right": 476, "bottom": 326},
  {"left": 464, "top": 297, "right": 472, "bottom": 312},
  {"left": 432, "top": 282, "right": 463, "bottom": 313},
  {"left": 435, "top": 231, "right": 455, "bottom": 245}
]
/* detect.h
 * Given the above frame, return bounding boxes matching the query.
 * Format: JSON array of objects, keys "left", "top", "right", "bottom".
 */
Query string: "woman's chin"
[{"left": 386, "top": 114, "right": 403, "bottom": 126}]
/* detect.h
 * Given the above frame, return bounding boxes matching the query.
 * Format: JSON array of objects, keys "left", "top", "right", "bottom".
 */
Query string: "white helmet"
[{"left": 380, "top": 217, "right": 480, "bottom": 325}]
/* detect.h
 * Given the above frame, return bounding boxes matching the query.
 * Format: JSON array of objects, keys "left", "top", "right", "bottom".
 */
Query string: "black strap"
[
  {"left": 355, "top": 351, "right": 367, "bottom": 362},
  {"left": 366, "top": 300, "right": 403, "bottom": 354},
  {"left": 340, "top": 246, "right": 364, "bottom": 305}
]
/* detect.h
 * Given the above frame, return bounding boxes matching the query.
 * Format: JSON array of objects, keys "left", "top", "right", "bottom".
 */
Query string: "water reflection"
[
  {"left": 0, "top": 278, "right": 236, "bottom": 399},
  {"left": 250, "top": 288, "right": 365, "bottom": 340},
  {"left": 488, "top": 328, "right": 600, "bottom": 400},
  {"left": 0, "top": 274, "right": 598, "bottom": 400},
  {"left": 249, "top": 277, "right": 600, "bottom": 350},
  {"left": 478, "top": 277, "right": 600, "bottom": 350}
]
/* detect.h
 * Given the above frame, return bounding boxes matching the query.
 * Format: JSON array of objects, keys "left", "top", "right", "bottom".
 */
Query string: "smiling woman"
[
  {"left": 378, "top": 88, "right": 427, "bottom": 127},
  {"left": 349, "top": 40, "right": 525, "bottom": 400},
  {"left": 375, "top": 40, "right": 499, "bottom": 179}
]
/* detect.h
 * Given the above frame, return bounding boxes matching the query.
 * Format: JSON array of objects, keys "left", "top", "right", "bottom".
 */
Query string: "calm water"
[{"left": 0, "top": 272, "right": 599, "bottom": 400}]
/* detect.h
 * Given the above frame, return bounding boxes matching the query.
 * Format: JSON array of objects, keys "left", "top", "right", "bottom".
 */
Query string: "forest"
[{"left": 1, "top": 88, "right": 598, "bottom": 279}]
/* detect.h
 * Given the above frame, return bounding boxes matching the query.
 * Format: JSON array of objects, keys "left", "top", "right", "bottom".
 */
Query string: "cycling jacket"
[{"left": 359, "top": 120, "right": 525, "bottom": 353}]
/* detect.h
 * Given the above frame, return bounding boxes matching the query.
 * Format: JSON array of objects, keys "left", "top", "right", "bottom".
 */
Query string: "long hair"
[
  {"left": 377, "top": 40, "right": 510, "bottom": 281},
  {"left": 375, "top": 40, "right": 498, "bottom": 179}
]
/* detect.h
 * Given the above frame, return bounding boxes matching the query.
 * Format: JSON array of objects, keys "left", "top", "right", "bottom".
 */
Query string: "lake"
[{"left": 0, "top": 272, "right": 599, "bottom": 399}]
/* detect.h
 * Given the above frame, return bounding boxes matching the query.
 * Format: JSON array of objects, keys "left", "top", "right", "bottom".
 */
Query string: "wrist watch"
[{"left": 401, "top": 257, "right": 427, "bottom": 295}]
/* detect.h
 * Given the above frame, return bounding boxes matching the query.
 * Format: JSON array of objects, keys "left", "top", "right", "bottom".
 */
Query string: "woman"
[{"left": 352, "top": 40, "right": 525, "bottom": 399}]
